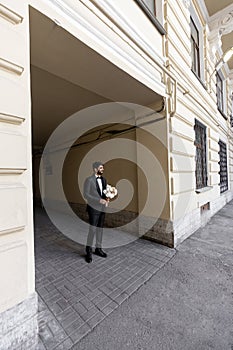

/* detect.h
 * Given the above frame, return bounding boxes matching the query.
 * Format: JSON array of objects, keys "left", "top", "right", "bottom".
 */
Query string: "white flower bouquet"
[{"left": 103, "top": 184, "right": 118, "bottom": 206}]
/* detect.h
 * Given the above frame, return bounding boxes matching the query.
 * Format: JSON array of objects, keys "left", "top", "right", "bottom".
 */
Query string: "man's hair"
[{"left": 92, "top": 161, "right": 104, "bottom": 169}]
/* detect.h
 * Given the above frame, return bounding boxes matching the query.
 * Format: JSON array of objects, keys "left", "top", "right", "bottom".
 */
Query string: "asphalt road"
[{"left": 75, "top": 202, "right": 233, "bottom": 350}]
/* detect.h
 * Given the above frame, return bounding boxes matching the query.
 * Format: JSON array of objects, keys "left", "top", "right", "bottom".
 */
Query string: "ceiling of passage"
[{"left": 30, "top": 7, "right": 162, "bottom": 147}]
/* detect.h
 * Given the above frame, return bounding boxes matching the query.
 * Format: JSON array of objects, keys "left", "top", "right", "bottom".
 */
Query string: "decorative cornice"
[
  {"left": 209, "top": 3, "right": 233, "bottom": 24},
  {"left": 208, "top": 4, "right": 233, "bottom": 55},
  {"left": 0, "top": 4, "right": 23, "bottom": 25},
  {"left": 0, "top": 113, "right": 25, "bottom": 124},
  {"left": 0, "top": 168, "right": 26, "bottom": 175},
  {"left": 211, "top": 11, "right": 233, "bottom": 37},
  {"left": 0, "top": 58, "right": 24, "bottom": 75}
]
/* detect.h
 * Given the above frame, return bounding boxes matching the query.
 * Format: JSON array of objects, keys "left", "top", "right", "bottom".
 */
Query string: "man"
[{"left": 83, "top": 161, "right": 108, "bottom": 263}]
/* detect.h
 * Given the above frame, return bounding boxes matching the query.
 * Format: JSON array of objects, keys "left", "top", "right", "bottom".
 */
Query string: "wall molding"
[
  {"left": 0, "top": 226, "right": 25, "bottom": 235},
  {"left": 0, "top": 168, "right": 26, "bottom": 175},
  {"left": 182, "top": 0, "right": 191, "bottom": 10},
  {"left": 0, "top": 113, "right": 25, "bottom": 125},
  {"left": 0, "top": 4, "right": 23, "bottom": 25},
  {"left": 0, "top": 58, "right": 24, "bottom": 75}
]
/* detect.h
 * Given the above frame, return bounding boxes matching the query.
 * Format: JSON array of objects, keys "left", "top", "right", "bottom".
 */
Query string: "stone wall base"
[
  {"left": 143, "top": 218, "right": 174, "bottom": 247},
  {"left": 63, "top": 193, "right": 233, "bottom": 248},
  {"left": 69, "top": 202, "right": 138, "bottom": 228},
  {"left": 0, "top": 293, "right": 38, "bottom": 350},
  {"left": 70, "top": 202, "right": 175, "bottom": 246},
  {"left": 173, "top": 191, "right": 233, "bottom": 247}
]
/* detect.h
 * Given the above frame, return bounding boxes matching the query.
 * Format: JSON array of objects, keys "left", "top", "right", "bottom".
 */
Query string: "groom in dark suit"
[{"left": 83, "top": 161, "right": 108, "bottom": 263}]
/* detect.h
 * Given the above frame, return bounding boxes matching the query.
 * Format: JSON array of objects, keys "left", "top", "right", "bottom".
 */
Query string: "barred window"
[
  {"left": 216, "top": 73, "right": 224, "bottom": 114},
  {"left": 194, "top": 120, "right": 207, "bottom": 189},
  {"left": 191, "top": 17, "right": 200, "bottom": 78},
  {"left": 219, "top": 140, "right": 228, "bottom": 193}
]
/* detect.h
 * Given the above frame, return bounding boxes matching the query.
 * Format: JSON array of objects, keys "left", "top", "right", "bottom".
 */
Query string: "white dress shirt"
[{"left": 96, "top": 175, "right": 103, "bottom": 195}]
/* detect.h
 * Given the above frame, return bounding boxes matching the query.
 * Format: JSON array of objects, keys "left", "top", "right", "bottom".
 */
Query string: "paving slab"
[{"left": 35, "top": 208, "right": 175, "bottom": 349}]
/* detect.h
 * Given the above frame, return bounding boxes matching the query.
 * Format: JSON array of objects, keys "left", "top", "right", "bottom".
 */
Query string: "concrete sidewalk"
[
  {"left": 35, "top": 209, "right": 175, "bottom": 349},
  {"left": 76, "top": 200, "right": 233, "bottom": 350}
]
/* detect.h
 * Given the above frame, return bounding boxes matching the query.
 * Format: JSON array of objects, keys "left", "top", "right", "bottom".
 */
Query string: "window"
[
  {"left": 190, "top": 4, "right": 205, "bottom": 83},
  {"left": 191, "top": 17, "right": 200, "bottom": 78},
  {"left": 216, "top": 72, "right": 224, "bottom": 114},
  {"left": 219, "top": 140, "right": 228, "bottom": 193},
  {"left": 194, "top": 120, "right": 207, "bottom": 189}
]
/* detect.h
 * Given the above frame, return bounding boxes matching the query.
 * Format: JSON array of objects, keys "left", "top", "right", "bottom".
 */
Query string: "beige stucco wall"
[
  {"left": 35, "top": 120, "right": 165, "bottom": 216},
  {"left": 165, "top": 0, "right": 233, "bottom": 244},
  {"left": 62, "top": 128, "right": 139, "bottom": 213},
  {"left": 0, "top": 0, "right": 34, "bottom": 314},
  {"left": 135, "top": 110, "right": 170, "bottom": 220}
]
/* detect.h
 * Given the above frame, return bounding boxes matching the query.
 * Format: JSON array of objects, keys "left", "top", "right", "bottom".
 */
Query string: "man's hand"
[{"left": 100, "top": 199, "right": 107, "bottom": 205}]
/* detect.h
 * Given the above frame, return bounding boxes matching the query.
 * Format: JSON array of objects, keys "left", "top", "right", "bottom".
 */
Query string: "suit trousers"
[{"left": 86, "top": 210, "right": 105, "bottom": 248}]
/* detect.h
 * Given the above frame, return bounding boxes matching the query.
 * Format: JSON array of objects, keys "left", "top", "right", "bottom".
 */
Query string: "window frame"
[
  {"left": 134, "top": 0, "right": 165, "bottom": 35},
  {"left": 216, "top": 71, "right": 227, "bottom": 119},
  {"left": 189, "top": 4, "right": 205, "bottom": 84},
  {"left": 194, "top": 119, "right": 208, "bottom": 190},
  {"left": 190, "top": 17, "right": 200, "bottom": 78},
  {"left": 216, "top": 72, "right": 224, "bottom": 113}
]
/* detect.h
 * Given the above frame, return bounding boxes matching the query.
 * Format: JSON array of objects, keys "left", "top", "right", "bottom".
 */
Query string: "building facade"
[{"left": 0, "top": 0, "right": 232, "bottom": 348}]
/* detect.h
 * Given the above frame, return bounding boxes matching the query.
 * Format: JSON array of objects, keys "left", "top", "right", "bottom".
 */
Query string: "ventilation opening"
[{"left": 200, "top": 202, "right": 210, "bottom": 214}]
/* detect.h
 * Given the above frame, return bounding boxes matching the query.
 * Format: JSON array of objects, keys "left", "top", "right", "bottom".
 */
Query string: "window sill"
[
  {"left": 191, "top": 70, "right": 207, "bottom": 90},
  {"left": 196, "top": 186, "right": 213, "bottom": 194},
  {"left": 217, "top": 108, "right": 228, "bottom": 120},
  {"left": 134, "top": 0, "right": 166, "bottom": 35},
  {"left": 220, "top": 188, "right": 229, "bottom": 195}
]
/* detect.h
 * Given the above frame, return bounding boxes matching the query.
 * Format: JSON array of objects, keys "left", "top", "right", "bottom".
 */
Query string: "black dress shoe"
[
  {"left": 85, "top": 246, "right": 92, "bottom": 263},
  {"left": 95, "top": 248, "right": 107, "bottom": 258},
  {"left": 85, "top": 253, "right": 92, "bottom": 263}
]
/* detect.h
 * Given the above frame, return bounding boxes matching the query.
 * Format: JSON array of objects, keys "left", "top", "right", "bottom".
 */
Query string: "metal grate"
[
  {"left": 194, "top": 120, "right": 207, "bottom": 189},
  {"left": 230, "top": 114, "right": 233, "bottom": 127},
  {"left": 219, "top": 140, "right": 228, "bottom": 193}
]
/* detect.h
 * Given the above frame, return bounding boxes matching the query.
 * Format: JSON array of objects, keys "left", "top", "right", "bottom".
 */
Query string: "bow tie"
[{"left": 96, "top": 176, "right": 102, "bottom": 179}]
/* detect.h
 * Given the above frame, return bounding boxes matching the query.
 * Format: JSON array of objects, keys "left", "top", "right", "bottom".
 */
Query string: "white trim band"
[
  {"left": 0, "top": 4, "right": 23, "bottom": 24},
  {"left": 0, "top": 58, "right": 24, "bottom": 75},
  {"left": 0, "top": 113, "right": 25, "bottom": 125}
]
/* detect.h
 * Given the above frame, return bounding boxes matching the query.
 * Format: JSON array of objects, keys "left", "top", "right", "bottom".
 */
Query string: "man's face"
[{"left": 96, "top": 165, "right": 104, "bottom": 175}]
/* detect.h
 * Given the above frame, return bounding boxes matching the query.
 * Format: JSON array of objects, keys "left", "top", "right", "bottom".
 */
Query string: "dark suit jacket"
[{"left": 83, "top": 174, "right": 107, "bottom": 213}]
